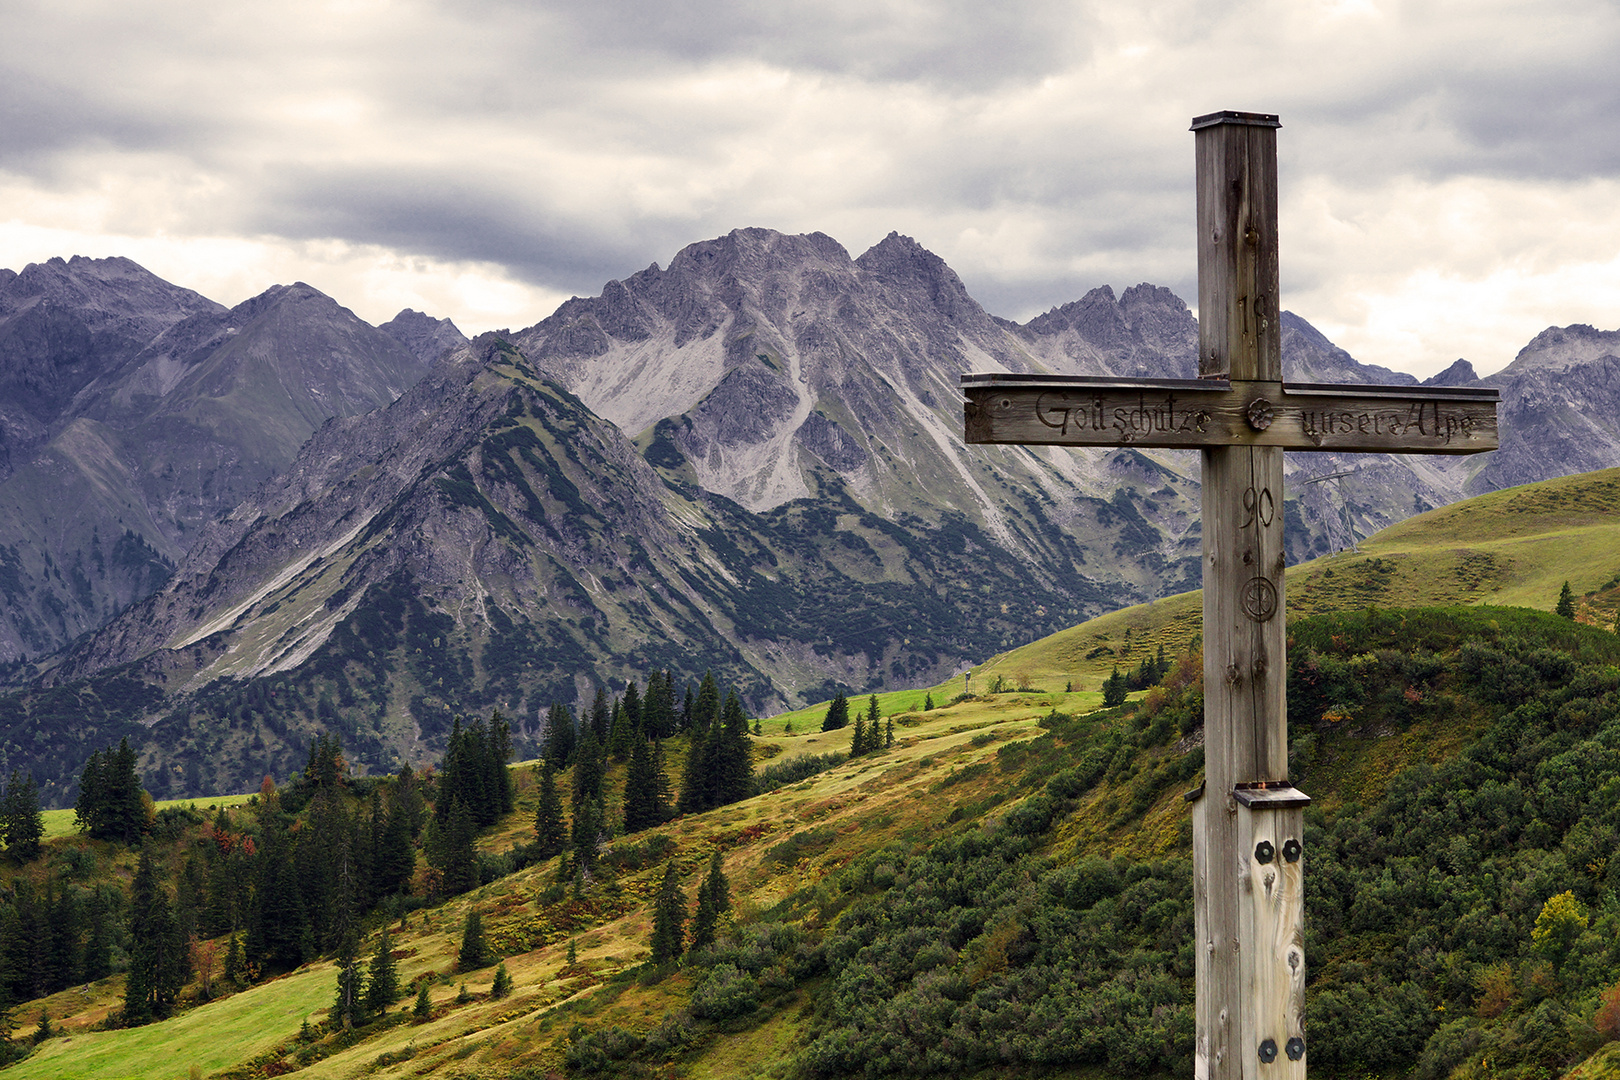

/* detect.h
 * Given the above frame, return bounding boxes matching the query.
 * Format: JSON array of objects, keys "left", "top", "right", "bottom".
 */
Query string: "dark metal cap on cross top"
[{"left": 1190, "top": 110, "right": 1281, "bottom": 131}]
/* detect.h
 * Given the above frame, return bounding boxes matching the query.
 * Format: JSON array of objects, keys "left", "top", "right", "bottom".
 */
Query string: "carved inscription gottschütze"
[
  {"left": 1036, "top": 391, "right": 1212, "bottom": 441},
  {"left": 962, "top": 375, "right": 1499, "bottom": 455}
]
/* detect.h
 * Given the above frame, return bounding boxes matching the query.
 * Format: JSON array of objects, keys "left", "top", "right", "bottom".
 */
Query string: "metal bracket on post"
[{"left": 1234, "top": 781, "right": 1308, "bottom": 1077}]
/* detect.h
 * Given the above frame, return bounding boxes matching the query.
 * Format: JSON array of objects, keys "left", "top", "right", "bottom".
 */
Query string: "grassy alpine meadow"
[
  {"left": 39, "top": 793, "right": 259, "bottom": 841},
  {"left": 6, "top": 467, "right": 1620, "bottom": 1080},
  {"left": 5, "top": 962, "right": 335, "bottom": 1079}
]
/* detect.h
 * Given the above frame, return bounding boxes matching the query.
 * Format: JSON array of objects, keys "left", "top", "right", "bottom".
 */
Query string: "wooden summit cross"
[{"left": 961, "top": 111, "right": 1499, "bottom": 1080}]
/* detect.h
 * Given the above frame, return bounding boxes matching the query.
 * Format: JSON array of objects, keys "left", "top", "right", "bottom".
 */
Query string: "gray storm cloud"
[{"left": 2, "top": 0, "right": 1618, "bottom": 373}]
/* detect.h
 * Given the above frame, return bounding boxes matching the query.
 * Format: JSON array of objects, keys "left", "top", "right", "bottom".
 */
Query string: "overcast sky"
[{"left": 3, "top": 0, "right": 1617, "bottom": 379}]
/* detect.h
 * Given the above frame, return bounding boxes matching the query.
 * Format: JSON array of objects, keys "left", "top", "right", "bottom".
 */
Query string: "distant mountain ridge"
[
  {"left": 2, "top": 233, "right": 1619, "bottom": 799},
  {"left": 0, "top": 259, "right": 434, "bottom": 663}
]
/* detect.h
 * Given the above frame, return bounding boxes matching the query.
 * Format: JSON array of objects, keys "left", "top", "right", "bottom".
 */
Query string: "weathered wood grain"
[
  {"left": 1196, "top": 111, "right": 1292, "bottom": 1080},
  {"left": 1237, "top": 796, "right": 1307, "bottom": 1080},
  {"left": 961, "top": 377, "right": 1499, "bottom": 454},
  {"left": 1195, "top": 110, "right": 1281, "bottom": 382}
]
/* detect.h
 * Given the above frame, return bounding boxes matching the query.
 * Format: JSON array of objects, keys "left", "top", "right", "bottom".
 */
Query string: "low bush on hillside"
[
  {"left": 584, "top": 606, "right": 1620, "bottom": 1080},
  {"left": 751, "top": 752, "right": 846, "bottom": 797}
]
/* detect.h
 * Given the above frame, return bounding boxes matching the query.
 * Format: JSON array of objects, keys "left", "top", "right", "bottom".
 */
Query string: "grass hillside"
[
  {"left": 967, "top": 466, "right": 1620, "bottom": 698},
  {"left": 6, "top": 467, "right": 1620, "bottom": 1080}
]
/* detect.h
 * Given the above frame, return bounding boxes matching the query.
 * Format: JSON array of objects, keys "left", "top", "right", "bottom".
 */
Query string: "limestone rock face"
[
  {"left": 1465, "top": 326, "right": 1620, "bottom": 495},
  {"left": 0, "top": 261, "right": 430, "bottom": 663},
  {"left": 380, "top": 308, "right": 469, "bottom": 364}
]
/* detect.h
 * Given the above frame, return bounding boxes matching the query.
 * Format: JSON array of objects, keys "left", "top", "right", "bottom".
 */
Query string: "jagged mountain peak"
[
  {"left": 0, "top": 255, "right": 221, "bottom": 329},
  {"left": 0, "top": 261, "right": 434, "bottom": 664},
  {"left": 1423, "top": 359, "right": 1479, "bottom": 387},
  {"left": 0, "top": 254, "right": 225, "bottom": 440},
  {"left": 379, "top": 308, "right": 468, "bottom": 365},
  {"left": 1498, "top": 323, "right": 1620, "bottom": 376},
  {"left": 667, "top": 227, "right": 853, "bottom": 278},
  {"left": 1015, "top": 283, "right": 1199, "bottom": 379},
  {"left": 855, "top": 231, "right": 984, "bottom": 326}
]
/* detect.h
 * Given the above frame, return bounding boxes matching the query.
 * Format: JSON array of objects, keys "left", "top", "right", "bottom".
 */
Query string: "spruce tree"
[
  {"left": 487, "top": 709, "right": 515, "bottom": 817},
  {"left": 439, "top": 798, "right": 479, "bottom": 896},
  {"left": 571, "top": 722, "right": 605, "bottom": 813},
  {"left": 125, "top": 849, "right": 188, "bottom": 1023},
  {"left": 84, "top": 893, "right": 113, "bottom": 982},
  {"left": 690, "top": 851, "right": 731, "bottom": 951},
  {"left": 363, "top": 928, "right": 400, "bottom": 1014},
  {"left": 676, "top": 726, "right": 708, "bottom": 816},
  {"left": 570, "top": 797, "right": 603, "bottom": 872},
  {"left": 643, "top": 671, "right": 676, "bottom": 739},
  {"left": 490, "top": 962, "right": 512, "bottom": 999},
  {"left": 109, "top": 738, "right": 147, "bottom": 843},
  {"left": 75, "top": 739, "right": 148, "bottom": 844},
  {"left": 544, "top": 703, "right": 577, "bottom": 768},
  {"left": 1102, "top": 667, "right": 1129, "bottom": 707},
  {"left": 1, "top": 770, "right": 43, "bottom": 861},
  {"left": 821, "top": 692, "right": 849, "bottom": 731},
  {"left": 924, "top": 692, "right": 934, "bottom": 711},
  {"left": 457, "top": 909, "right": 490, "bottom": 971},
  {"left": 622, "top": 736, "right": 658, "bottom": 833},
  {"left": 623, "top": 734, "right": 676, "bottom": 831},
  {"left": 622, "top": 680, "right": 643, "bottom": 733},
  {"left": 649, "top": 739, "right": 674, "bottom": 824},
  {"left": 374, "top": 789, "right": 416, "bottom": 896},
  {"left": 885, "top": 716, "right": 894, "bottom": 748},
  {"left": 247, "top": 822, "right": 308, "bottom": 972},
  {"left": 534, "top": 760, "right": 566, "bottom": 857},
  {"left": 607, "top": 699, "right": 635, "bottom": 760},
  {"left": 649, "top": 860, "right": 685, "bottom": 965},
  {"left": 850, "top": 712, "right": 866, "bottom": 759},
  {"left": 680, "top": 684, "right": 696, "bottom": 732},
  {"left": 692, "top": 672, "right": 720, "bottom": 735},
  {"left": 714, "top": 691, "right": 754, "bottom": 805},
  {"left": 222, "top": 932, "right": 244, "bottom": 988},
  {"left": 413, "top": 980, "right": 432, "bottom": 1020},
  {"left": 589, "top": 686, "right": 613, "bottom": 744},
  {"left": 1557, "top": 581, "right": 1577, "bottom": 619},
  {"left": 47, "top": 884, "right": 81, "bottom": 990},
  {"left": 332, "top": 928, "right": 364, "bottom": 1029}
]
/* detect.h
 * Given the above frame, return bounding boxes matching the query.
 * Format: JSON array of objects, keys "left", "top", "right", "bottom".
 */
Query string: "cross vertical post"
[
  {"left": 1191, "top": 110, "right": 1303, "bottom": 1080},
  {"left": 958, "top": 109, "right": 1498, "bottom": 1080}
]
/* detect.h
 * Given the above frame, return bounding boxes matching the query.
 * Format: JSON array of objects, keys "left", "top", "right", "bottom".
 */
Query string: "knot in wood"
[
  {"left": 1225, "top": 663, "right": 1242, "bottom": 685},
  {"left": 1251, "top": 655, "right": 1268, "bottom": 677}
]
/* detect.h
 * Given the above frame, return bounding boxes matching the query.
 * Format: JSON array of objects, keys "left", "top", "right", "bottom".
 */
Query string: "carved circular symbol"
[
  {"left": 1247, "top": 398, "right": 1275, "bottom": 431},
  {"left": 1241, "top": 576, "right": 1279, "bottom": 622}
]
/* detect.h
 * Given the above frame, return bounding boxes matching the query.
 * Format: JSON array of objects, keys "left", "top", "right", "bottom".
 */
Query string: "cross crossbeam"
[
  {"left": 963, "top": 375, "right": 1498, "bottom": 454},
  {"left": 960, "top": 110, "right": 1499, "bottom": 1080}
]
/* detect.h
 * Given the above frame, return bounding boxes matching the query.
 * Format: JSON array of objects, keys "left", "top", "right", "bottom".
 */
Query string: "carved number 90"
[{"left": 1242, "top": 486, "right": 1275, "bottom": 529}]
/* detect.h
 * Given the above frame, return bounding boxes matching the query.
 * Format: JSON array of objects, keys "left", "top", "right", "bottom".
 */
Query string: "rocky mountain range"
[
  {"left": 0, "top": 258, "right": 457, "bottom": 665},
  {"left": 0, "top": 232, "right": 1616, "bottom": 800}
]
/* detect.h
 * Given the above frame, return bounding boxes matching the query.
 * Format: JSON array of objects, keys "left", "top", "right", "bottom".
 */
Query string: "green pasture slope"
[
  {"left": 967, "top": 465, "right": 1620, "bottom": 699},
  {"left": 39, "top": 793, "right": 258, "bottom": 841},
  {"left": 9, "top": 466, "right": 1620, "bottom": 1080}
]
